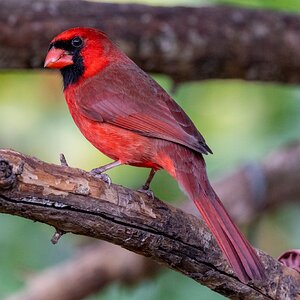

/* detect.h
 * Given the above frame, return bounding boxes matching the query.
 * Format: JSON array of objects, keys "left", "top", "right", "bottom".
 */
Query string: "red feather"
[
  {"left": 72, "top": 61, "right": 212, "bottom": 155},
  {"left": 156, "top": 144, "right": 266, "bottom": 282}
]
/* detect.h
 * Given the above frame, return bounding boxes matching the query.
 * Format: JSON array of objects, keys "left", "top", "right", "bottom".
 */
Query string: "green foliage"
[
  {"left": 212, "top": 0, "right": 300, "bottom": 12},
  {"left": 0, "top": 215, "right": 74, "bottom": 299},
  {"left": 90, "top": 270, "right": 225, "bottom": 300}
]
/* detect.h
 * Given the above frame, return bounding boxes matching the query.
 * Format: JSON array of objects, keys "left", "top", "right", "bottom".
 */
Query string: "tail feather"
[
  {"left": 192, "top": 191, "right": 265, "bottom": 282},
  {"left": 159, "top": 145, "right": 265, "bottom": 283}
]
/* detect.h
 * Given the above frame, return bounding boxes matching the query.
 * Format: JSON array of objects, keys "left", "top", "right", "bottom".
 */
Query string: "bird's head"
[{"left": 44, "top": 27, "right": 113, "bottom": 89}]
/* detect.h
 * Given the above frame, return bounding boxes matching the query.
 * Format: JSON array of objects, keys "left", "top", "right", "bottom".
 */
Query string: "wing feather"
[{"left": 74, "top": 61, "right": 212, "bottom": 155}]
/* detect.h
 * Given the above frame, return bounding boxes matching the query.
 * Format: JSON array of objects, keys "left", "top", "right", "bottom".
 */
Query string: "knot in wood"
[{"left": 0, "top": 158, "right": 16, "bottom": 190}]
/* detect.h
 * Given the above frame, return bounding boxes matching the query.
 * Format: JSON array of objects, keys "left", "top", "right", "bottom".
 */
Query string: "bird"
[{"left": 44, "top": 27, "right": 265, "bottom": 283}]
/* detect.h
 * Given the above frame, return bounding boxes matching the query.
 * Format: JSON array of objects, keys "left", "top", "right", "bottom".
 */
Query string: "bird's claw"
[
  {"left": 138, "top": 188, "right": 154, "bottom": 199},
  {"left": 90, "top": 169, "right": 112, "bottom": 186},
  {"left": 97, "top": 173, "right": 112, "bottom": 186}
]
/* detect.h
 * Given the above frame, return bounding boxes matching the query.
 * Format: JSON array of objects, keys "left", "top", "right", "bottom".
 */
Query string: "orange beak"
[{"left": 44, "top": 48, "right": 73, "bottom": 69}]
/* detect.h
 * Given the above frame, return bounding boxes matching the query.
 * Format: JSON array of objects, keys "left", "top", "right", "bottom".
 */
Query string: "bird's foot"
[
  {"left": 138, "top": 186, "right": 154, "bottom": 199},
  {"left": 90, "top": 167, "right": 112, "bottom": 186}
]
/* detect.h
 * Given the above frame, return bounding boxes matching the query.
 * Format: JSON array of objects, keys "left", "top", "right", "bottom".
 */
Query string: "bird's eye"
[{"left": 71, "top": 37, "right": 83, "bottom": 48}]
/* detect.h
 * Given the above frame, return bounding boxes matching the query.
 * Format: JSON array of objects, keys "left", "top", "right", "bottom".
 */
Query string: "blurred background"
[{"left": 0, "top": 0, "right": 300, "bottom": 299}]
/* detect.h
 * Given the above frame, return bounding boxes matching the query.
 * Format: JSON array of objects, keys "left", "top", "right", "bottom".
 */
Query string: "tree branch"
[
  {"left": 5, "top": 242, "right": 158, "bottom": 300},
  {"left": 5, "top": 141, "right": 300, "bottom": 300},
  {"left": 2, "top": 1, "right": 300, "bottom": 84},
  {"left": 7, "top": 142, "right": 300, "bottom": 300},
  {"left": 0, "top": 148, "right": 299, "bottom": 299}
]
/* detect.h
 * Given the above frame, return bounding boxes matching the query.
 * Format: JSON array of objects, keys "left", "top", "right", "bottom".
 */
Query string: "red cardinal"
[{"left": 44, "top": 27, "right": 265, "bottom": 282}]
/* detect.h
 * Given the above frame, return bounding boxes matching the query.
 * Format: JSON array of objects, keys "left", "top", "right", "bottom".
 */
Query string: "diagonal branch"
[
  {"left": 4, "top": 141, "right": 299, "bottom": 300},
  {"left": 5, "top": 141, "right": 300, "bottom": 300},
  {"left": 0, "top": 148, "right": 299, "bottom": 299},
  {"left": 3, "top": 141, "right": 300, "bottom": 300},
  {"left": 2, "top": 1, "right": 300, "bottom": 84}
]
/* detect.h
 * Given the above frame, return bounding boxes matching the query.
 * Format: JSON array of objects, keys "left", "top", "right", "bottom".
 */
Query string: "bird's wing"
[{"left": 74, "top": 62, "right": 212, "bottom": 155}]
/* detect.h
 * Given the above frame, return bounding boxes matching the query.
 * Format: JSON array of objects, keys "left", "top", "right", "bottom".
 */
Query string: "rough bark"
[
  {"left": 5, "top": 141, "right": 300, "bottom": 300},
  {"left": 2, "top": 1, "right": 300, "bottom": 84},
  {"left": 6, "top": 142, "right": 300, "bottom": 300},
  {"left": 0, "top": 148, "right": 299, "bottom": 299}
]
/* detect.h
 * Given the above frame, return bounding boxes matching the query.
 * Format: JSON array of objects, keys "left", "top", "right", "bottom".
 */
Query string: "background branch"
[
  {"left": 2, "top": 0, "right": 300, "bottom": 84},
  {"left": 6, "top": 242, "right": 158, "bottom": 300},
  {"left": 0, "top": 148, "right": 299, "bottom": 299}
]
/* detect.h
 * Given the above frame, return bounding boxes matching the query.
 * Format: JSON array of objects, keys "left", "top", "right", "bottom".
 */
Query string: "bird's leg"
[
  {"left": 138, "top": 169, "right": 157, "bottom": 199},
  {"left": 91, "top": 160, "right": 122, "bottom": 174},
  {"left": 142, "top": 168, "right": 157, "bottom": 190},
  {"left": 90, "top": 160, "right": 122, "bottom": 185}
]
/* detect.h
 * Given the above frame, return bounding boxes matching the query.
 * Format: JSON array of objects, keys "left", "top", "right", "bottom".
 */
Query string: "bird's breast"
[{"left": 64, "top": 91, "right": 161, "bottom": 169}]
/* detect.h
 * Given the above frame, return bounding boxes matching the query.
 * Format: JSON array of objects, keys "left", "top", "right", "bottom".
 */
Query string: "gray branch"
[
  {"left": 2, "top": 1, "right": 300, "bottom": 83},
  {"left": 5, "top": 242, "right": 158, "bottom": 300},
  {"left": 4, "top": 141, "right": 300, "bottom": 300},
  {"left": 0, "top": 148, "right": 299, "bottom": 299}
]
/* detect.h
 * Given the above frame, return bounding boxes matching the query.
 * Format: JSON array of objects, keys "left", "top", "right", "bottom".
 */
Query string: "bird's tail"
[{"left": 157, "top": 144, "right": 265, "bottom": 283}]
